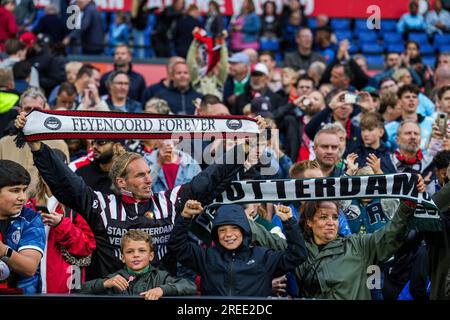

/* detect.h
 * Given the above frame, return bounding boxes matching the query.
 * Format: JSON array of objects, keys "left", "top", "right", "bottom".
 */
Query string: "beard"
[
  {"left": 398, "top": 142, "right": 420, "bottom": 153},
  {"left": 94, "top": 149, "right": 114, "bottom": 164}
]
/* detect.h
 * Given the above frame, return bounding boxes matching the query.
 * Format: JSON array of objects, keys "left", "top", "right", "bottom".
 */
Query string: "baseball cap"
[
  {"left": 251, "top": 63, "right": 269, "bottom": 76},
  {"left": 228, "top": 52, "right": 250, "bottom": 65},
  {"left": 250, "top": 96, "right": 273, "bottom": 118},
  {"left": 19, "top": 31, "right": 37, "bottom": 48}
]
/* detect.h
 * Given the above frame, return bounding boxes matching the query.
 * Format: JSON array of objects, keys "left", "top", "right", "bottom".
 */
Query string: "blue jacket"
[
  {"left": 68, "top": 2, "right": 105, "bottom": 53},
  {"left": 241, "top": 13, "right": 261, "bottom": 43},
  {"left": 168, "top": 204, "right": 307, "bottom": 296},
  {"left": 154, "top": 84, "right": 202, "bottom": 115},
  {"left": 104, "top": 97, "right": 143, "bottom": 113},
  {"left": 145, "top": 150, "right": 202, "bottom": 193},
  {"left": 2, "top": 207, "right": 46, "bottom": 294},
  {"left": 347, "top": 141, "right": 397, "bottom": 174}
]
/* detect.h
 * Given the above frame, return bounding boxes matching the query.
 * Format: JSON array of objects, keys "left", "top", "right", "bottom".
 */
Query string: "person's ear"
[
  {"left": 148, "top": 251, "right": 155, "bottom": 262},
  {"left": 121, "top": 252, "right": 126, "bottom": 263},
  {"left": 307, "top": 219, "right": 313, "bottom": 229},
  {"left": 116, "top": 177, "right": 127, "bottom": 190}
]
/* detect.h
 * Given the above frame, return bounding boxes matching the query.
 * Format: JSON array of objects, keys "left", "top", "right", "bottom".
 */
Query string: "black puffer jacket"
[{"left": 168, "top": 204, "right": 307, "bottom": 296}]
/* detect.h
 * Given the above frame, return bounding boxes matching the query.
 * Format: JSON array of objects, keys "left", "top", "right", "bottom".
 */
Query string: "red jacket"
[
  {"left": 0, "top": 7, "right": 18, "bottom": 52},
  {"left": 28, "top": 199, "right": 96, "bottom": 293}
]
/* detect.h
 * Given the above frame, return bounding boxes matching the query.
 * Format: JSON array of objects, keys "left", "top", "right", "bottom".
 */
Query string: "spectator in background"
[
  {"left": 152, "top": 0, "right": 185, "bottom": 57},
  {"left": 281, "top": 10, "right": 303, "bottom": 52},
  {"left": 141, "top": 57, "right": 185, "bottom": 104},
  {"left": 397, "top": 0, "right": 427, "bottom": 37},
  {"left": 426, "top": 0, "right": 450, "bottom": 35},
  {"left": 174, "top": 4, "right": 202, "bottom": 58},
  {"left": 186, "top": 28, "right": 228, "bottom": 100},
  {"left": 230, "top": 0, "right": 261, "bottom": 52},
  {"left": 204, "top": 0, "right": 224, "bottom": 37},
  {"left": 374, "top": 52, "right": 423, "bottom": 88},
  {"left": 154, "top": 61, "right": 202, "bottom": 115},
  {"left": 26, "top": 34, "right": 67, "bottom": 97},
  {"left": 63, "top": 0, "right": 105, "bottom": 55},
  {"left": 260, "top": 1, "right": 281, "bottom": 40},
  {"left": 0, "top": 39, "right": 40, "bottom": 88},
  {"left": 280, "top": 0, "right": 305, "bottom": 31},
  {"left": 259, "top": 51, "right": 282, "bottom": 93},
  {"left": 48, "top": 61, "right": 83, "bottom": 106},
  {"left": 379, "top": 91, "right": 402, "bottom": 124},
  {"left": 108, "top": 12, "right": 129, "bottom": 55},
  {"left": 320, "top": 40, "right": 369, "bottom": 90},
  {"left": 0, "top": 68, "right": 20, "bottom": 138},
  {"left": 314, "top": 26, "right": 337, "bottom": 64},
  {"left": 145, "top": 139, "right": 201, "bottom": 194},
  {"left": 33, "top": 4, "right": 68, "bottom": 44},
  {"left": 99, "top": 44, "right": 146, "bottom": 102},
  {"left": 0, "top": 0, "right": 18, "bottom": 53},
  {"left": 131, "top": 0, "right": 150, "bottom": 59},
  {"left": 104, "top": 71, "right": 142, "bottom": 113},
  {"left": 13, "top": 0, "right": 34, "bottom": 28},
  {"left": 284, "top": 28, "right": 326, "bottom": 71},
  {"left": 12, "top": 61, "right": 31, "bottom": 95},
  {"left": 223, "top": 52, "right": 250, "bottom": 110},
  {"left": 233, "top": 62, "right": 283, "bottom": 115},
  {"left": 277, "top": 67, "right": 299, "bottom": 103},
  {"left": 307, "top": 61, "right": 327, "bottom": 87},
  {"left": 53, "top": 82, "right": 77, "bottom": 110}
]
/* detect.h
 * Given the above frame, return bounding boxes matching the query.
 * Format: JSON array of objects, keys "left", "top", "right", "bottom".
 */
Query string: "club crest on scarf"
[{"left": 193, "top": 28, "right": 224, "bottom": 78}]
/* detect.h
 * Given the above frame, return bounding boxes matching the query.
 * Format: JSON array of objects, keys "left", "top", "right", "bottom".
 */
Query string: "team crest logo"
[
  {"left": 144, "top": 211, "right": 154, "bottom": 220},
  {"left": 12, "top": 230, "right": 21, "bottom": 244},
  {"left": 92, "top": 200, "right": 98, "bottom": 209},
  {"left": 226, "top": 119, "right": 242, "bottom": 130},
  {"left": 345, "top": 205, "right": 361, "bottom": 220},
  {"left": 44, "top": 117, "right": 62, "bottom": 130}
]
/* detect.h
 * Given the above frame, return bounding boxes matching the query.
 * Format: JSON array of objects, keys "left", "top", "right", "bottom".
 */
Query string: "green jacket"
[
  {"left": 250, "top": 201, "right": 416, "bottom": 300},
  {"left": 0, "top": 90, "right": 19, "bottom": 114},
  {"left": 78, "top": 265, "right": 197, "bottom": 297}
]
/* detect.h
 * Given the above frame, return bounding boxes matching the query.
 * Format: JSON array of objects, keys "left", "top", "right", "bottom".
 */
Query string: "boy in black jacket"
[
  {"left": 168, "top": 200, "right": 307, "bottom": 296},
  {"left": 79, "top": 230, "right": 196, "bottom": 299}
]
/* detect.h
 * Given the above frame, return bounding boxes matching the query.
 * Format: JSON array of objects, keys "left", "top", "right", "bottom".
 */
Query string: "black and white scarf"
[
  {"left": 206, "top": 174, "right": 442, "bottom": 231},
  {"left": 17, "top": 109, "right": 259, "bottom": 144}
]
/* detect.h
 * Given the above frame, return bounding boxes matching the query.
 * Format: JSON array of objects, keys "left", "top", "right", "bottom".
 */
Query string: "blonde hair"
[
  {"left": 282, "top": 67, "right": 299, "bottom": 83},
  {"left": 289, "top": 160, "right": 321, "bottom": 178},
  {"left": 356, "top": 166, "right": 374, "bottom": 176},
  {"left": 109, "top": 152, "right": 142, "bottom": 192},
  {"left": 392, "top": 68, "right": 411, "bottom": 82}
]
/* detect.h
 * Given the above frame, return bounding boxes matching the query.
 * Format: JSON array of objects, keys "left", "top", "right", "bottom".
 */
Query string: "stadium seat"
[
  {"left": 348, "top": 42, "right": 360, "bottom": 54},
  {"left": 420, "top": 44, "right": 436, "bottom": 55},
  {"left": 356, "top": 31, "right": 378, "bottom": 43},
  {"left": 387, "top": 43, "right": 405, "bottom": 53},
  {"left": 330, "top": 18, "right": 351, "bottom": 31},
  {"left": 30, "top": 8, "right": 46, "bottom": 31},
  {"left": 354, "top": 19, "right": 369, "bottom": 32},
  {"left": 361, "top": 43, "right": 385, "bottom": 54},
  {"left": 433, "top": 34, "right": 450, "bottom": 49},
  {"left": 365, "top": 55, "right": 385, "bottom": 68},
  {"left": 422, "top": 56, "right": 436, "bottom": 67},
  {"left": 307, "top": 17, "right": 317, "bottom": 29},
  {"left": 259, "top": 38, "right": 279, "bottom": 51},
  {"left": 380, "top": 20, "right": 398, "bottom": 32},
  {"left": 408, "top": 32, "right": 429, "bottom": 44},
  {"left": 382, "top": 32, "right": 403, "bottom": 44},
  {"left": 335, "top": 30, "right": 353, "bottom": 41},
  {"left": 439, "top": 44, "right": 450, "bottom": 53}
]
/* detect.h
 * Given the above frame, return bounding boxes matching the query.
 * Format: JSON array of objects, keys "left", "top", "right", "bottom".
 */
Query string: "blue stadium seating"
[
  {"left": 307, "top": 17, "right": 317, "bottom": 29},
  {"left": 356, "top": 31, "right": 378, "bottom": 43},
  {"left": 439, "top": 44, "right": 450, "bottom": 53},
  {"left": 260, "top": 38, "right": 279, "bottom": 51},
  {"left": 30, "top": 8, "right": 46, "bottom": 31},
  {"left": 380, "top": 20, "right": 398, "bottom": 32},
  {"left": 408, "top": 32, "right": 429, "bottom": 44},
  {"left": 335, "top": 30, "right": 353, "bottom": 41},
  {"left": 365, "top": 55, "right": 385, "bottom": 68},
  {"left": 382, "top": 32, "right": 403, "bottom": 44},
  {"left": 361, "top": 43, "right": 384, "bottom": 54},
  {"left": 354, "top": 19, "right": 369, "bottom": 32},
  {"left": 420, "top": 44, "right": 436, "bottom": 55},
  {"left": 386, "top": 43, "right": 405, "bottom": 53},
  {"left": 422, "top": 56, "right": 436, "bottom": 67},
  {"left": 433, "top": 34, "right": 450, "bottom": 48},
  {"left": 348, "top": 42, "right": 360, "bottom": 54},
  {"left": 330, "top": 18, "right": 351, "bottom": 31}
]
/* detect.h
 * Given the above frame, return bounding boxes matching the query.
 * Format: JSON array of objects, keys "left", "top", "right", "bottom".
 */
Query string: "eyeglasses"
[{"left": 112, "top": 82, "right": 129, "bottom": 86}]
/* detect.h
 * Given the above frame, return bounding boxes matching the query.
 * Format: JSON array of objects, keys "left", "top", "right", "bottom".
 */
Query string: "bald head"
[
  {"left": 435, "top": 65, "right": 450, "bottom": 88},
  {"left": 202, "top": 103, "right": 230, "bottom": 116}
]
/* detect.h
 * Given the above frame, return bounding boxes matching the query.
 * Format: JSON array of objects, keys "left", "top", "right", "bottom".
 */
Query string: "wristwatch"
[{"left": 0, "top": 246, "right": 13, "bottom": 262}]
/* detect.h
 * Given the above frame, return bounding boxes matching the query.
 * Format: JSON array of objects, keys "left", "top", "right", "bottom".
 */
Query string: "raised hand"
[
  {"left": 345, "top": 153, "right": 359, "bottom": 176},
  {"left": 274, "top": 204, "right": 293, "bottom": 222},
  {"left": 181, "top": 200, "right": 204, "bottom": 218},
  {"left": 366, "top": 153, "right": 383, "bottom": 174}
]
